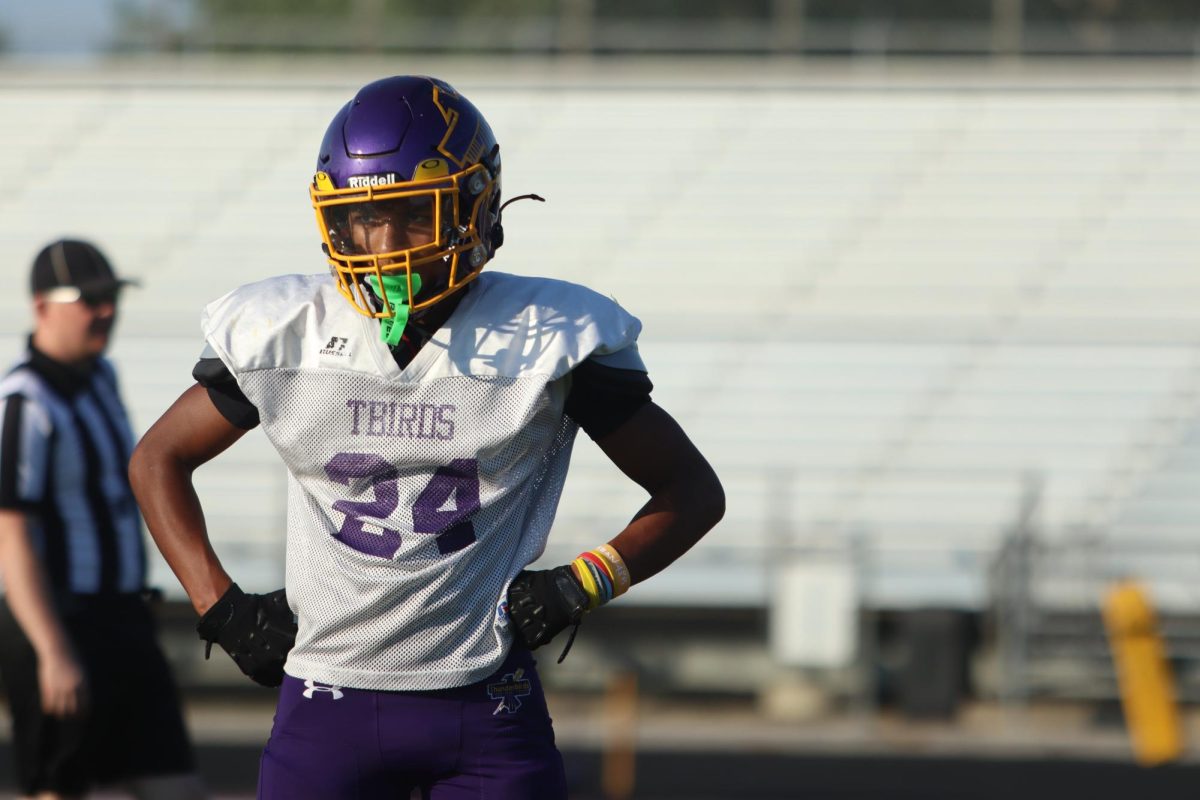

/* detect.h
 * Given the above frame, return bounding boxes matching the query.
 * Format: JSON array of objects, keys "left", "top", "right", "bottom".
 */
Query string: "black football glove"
[
  {"left": 196, "top": 583, "right": 297, "bottom": 688},
  {"left": 507, "top": 566, "right": 590, "bottom": 662}
]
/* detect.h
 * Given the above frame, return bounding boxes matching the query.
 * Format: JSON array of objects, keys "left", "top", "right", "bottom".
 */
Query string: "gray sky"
[
  {"left": 0, "top": 0, "right": 128, "bottom": 56},
  {"left": 0, "top": 0, "right": 116, "bottom": 54}
]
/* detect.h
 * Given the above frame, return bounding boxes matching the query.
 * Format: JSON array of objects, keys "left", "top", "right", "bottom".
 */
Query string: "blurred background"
[{"left": 2, "top": 1, "right": 1200, "bottom": 798}]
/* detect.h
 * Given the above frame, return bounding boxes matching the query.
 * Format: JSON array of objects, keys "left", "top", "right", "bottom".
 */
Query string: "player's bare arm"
[
  {"left": 131, "top": 384, "right": 298, "bottom": 688},
  {"left": 0, "top": 509, "right": 88, "bottom": 717},
  {"left": 128, "top": 383, "right": 244, "bottom": 615},
  {"left": 507, "top": 401, "right": 723, "bottom": 654},
  {"left": 593, "top": 401, "right": 724, "bottom": 585}
]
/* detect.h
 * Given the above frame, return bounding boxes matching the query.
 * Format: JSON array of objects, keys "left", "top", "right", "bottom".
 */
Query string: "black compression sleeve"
[
  {"left": 192, "top": 358, "right": 260, "bottom": 430},
  {"left": 564, "top": 358, "right": 653, "bottom": 441}
]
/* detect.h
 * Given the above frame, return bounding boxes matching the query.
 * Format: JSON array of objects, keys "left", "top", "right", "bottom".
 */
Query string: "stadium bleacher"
[{"left": 2, "top": 60, "right": 1199, "bottom": 619}]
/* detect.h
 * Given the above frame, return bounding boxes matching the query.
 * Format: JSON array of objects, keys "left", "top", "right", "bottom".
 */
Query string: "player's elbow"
[
  {"left": 127, "top": 436, "right": 160, "bottom": 498},
  {"left": 128, "top": 429, "right": 185, "bottom": 498},
  {"left": 672, "top": 458, "right": 724, "bottom": 536},
  {"left": 694, "top": 464, "right": 725, "bottom": 532}
]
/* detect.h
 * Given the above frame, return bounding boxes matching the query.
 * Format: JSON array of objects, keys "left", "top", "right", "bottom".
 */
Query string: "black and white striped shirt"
[{"left": 0, "top": 342, "right": 144, "bottom": 595}]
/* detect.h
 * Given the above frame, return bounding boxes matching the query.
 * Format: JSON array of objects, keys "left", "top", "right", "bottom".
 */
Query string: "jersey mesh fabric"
[
  {"left": 202, "top": 271, "right": 642, "bottom": 691},
  {"left": 241, "top": 368, "right": 577, "bottom": 691}
]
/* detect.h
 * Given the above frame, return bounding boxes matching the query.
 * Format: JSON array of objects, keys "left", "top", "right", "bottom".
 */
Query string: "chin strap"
[{"left": 365, "top": 273, "right": 423, "bottom": 346}]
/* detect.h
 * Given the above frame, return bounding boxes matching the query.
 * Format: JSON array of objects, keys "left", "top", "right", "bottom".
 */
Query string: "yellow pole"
[
  {"left": 602, "top": 670, "right": 638, "bottom": 800},
  {"left": 1102, "top": 580, "right": 1183, "bottom": 766}
]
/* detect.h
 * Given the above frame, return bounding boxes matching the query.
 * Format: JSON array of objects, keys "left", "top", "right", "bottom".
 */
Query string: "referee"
[{"left": 0, "top": 240, "right": 205, "bottom": 799}]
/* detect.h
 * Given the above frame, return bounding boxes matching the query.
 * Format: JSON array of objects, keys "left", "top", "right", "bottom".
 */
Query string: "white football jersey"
[{"left": 201, "top": 271, "right": 643, "bottom": 690}]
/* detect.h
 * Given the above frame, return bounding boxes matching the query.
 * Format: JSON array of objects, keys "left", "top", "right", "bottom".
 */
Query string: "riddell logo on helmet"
[{"left": 347, "top": 173, "right": 398, "bottom": 188}]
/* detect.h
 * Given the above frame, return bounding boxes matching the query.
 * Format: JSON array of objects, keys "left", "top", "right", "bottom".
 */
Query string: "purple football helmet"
[{"left": 310, "top": 76, "right": 502, "bottom": 318}]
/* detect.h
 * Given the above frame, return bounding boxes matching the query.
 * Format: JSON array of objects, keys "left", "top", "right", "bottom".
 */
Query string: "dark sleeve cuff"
[
  {"left": 564, "top": 358, "right": 653, "bottom": 441},
  {"left": 192, "top": 358, "right": 260, "bottom": 430}
]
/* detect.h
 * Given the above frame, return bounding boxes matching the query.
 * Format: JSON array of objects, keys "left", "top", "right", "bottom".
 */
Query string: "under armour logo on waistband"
[{"left": 303, "top": 679, "right": 344, "bottom": 700}]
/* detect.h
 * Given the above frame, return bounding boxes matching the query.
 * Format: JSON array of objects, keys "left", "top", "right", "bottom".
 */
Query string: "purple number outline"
[{"left": 325, "top": 453, "right": 480, "bottom": 558}]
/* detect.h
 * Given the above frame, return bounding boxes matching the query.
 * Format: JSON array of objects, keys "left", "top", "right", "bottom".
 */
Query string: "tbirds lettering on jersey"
[{"left": 346, "top": 399, "right": 456, "bottom": 440}]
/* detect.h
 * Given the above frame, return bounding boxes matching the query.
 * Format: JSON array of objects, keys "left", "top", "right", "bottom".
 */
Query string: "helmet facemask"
[{"left": 311, "top": 160, "right": 500, "bottom": 325}]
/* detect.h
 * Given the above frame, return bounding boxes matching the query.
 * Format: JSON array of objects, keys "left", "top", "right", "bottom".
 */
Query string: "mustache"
[{"left": 88, "top": 318, "right": 114, "bottom": 336}]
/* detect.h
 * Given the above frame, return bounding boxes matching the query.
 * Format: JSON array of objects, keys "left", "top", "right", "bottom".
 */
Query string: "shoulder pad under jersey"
[
  {"left": 439, "top": 272, "right": 642, "bottom": 381},
  {"left": 200, "top": 274, "right": 356, "bottom": 377}
]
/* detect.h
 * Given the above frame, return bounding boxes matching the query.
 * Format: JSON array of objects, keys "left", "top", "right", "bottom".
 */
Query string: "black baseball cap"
[{"left": 30, "top": 239, "right": 139, "bottom": 299}]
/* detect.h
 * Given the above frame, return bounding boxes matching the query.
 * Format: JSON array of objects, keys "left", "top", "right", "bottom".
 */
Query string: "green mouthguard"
[{"left": 366, "top": 273, "right": 423, "bottom": 346}]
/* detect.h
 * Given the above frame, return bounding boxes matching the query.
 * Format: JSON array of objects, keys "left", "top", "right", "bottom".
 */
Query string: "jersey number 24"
[{"left": 324, "top": 452, "right": 480, "bottom": 559}]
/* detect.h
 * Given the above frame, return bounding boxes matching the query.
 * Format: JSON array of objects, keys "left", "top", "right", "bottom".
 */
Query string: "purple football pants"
[{"left": 258, "top": 648, "right": 568, "bottom": 800}]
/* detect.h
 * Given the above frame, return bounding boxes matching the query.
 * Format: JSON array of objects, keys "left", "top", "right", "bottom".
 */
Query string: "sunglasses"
[{"left": 42, "top": 286, "right": 122, "bottom": 307}]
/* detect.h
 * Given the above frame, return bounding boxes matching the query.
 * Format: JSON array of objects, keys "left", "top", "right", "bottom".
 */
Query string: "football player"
[{"left": 129, "top": 75, "right": 724, "bottom": 799}]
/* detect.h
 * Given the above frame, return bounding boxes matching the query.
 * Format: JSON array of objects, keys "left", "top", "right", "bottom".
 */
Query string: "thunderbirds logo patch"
[{"left": 488, "top": 669, "right": 532, "bottom": 715}]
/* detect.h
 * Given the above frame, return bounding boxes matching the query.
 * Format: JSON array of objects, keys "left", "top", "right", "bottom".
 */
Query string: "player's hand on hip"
[
  {"left": 506, "top": 566, "right": 589, "bottom": 651},
  {"left": 196, "top": 583, "right": 297, "bottom": 687},
  {"left": 37, "top": 646, "right": 89, "bottom": 717}
]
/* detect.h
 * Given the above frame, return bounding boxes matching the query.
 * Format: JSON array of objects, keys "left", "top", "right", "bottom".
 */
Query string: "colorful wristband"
[
  {"left": 595, "top": 544, "right": 631, "bottom": 596},
  {"left": 569, "top": 544, "right": 631, "bottom": 610}
]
